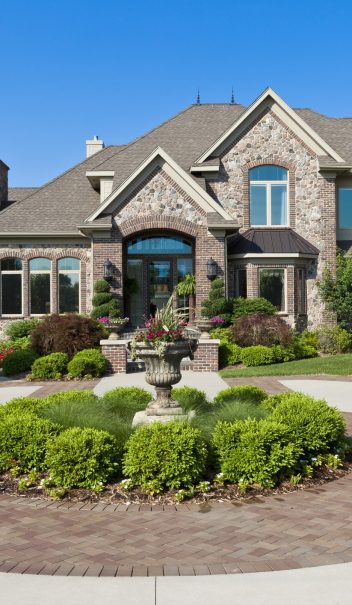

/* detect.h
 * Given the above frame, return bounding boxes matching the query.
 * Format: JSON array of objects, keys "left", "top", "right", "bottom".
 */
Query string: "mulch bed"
[{"left": 1, "top": 463, "right": 350, "bottom": 506}]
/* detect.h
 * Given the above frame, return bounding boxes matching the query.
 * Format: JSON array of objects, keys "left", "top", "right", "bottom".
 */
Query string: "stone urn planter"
[
  {"left": 195, "top": 318, "right": 214, "bottom": 338},
  {"left": 129, "top": 338, "right": 198, "bottom": 425},
  {"left": 107, "top": 319, "right": 129, "bottom": 340}
]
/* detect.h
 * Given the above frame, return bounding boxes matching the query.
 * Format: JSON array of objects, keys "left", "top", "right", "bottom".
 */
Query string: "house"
[{"left": 0, "top": 87, "right": 351, "bottom": 333}]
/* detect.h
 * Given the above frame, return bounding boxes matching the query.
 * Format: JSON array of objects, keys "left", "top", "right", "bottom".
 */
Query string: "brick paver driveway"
[{"left": 1, "top": 376, "right": 352, "bottom": 577}]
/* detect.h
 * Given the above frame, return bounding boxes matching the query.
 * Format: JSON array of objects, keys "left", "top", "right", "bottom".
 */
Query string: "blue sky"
[{"left": 2, "top": 0, "right": 352, "bottom": 186}]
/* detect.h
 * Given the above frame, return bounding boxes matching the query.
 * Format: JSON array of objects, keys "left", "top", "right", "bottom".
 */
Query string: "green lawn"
[{"left": 220, "top": 354, "right": 352, "bottom": 378}]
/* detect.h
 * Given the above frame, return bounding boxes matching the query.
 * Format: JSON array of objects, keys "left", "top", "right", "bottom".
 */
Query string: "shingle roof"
[
  {"left": 8, "top": 188, "right": 39, "bottom": 202},
  {"left": 1, "top": 102, "right": 352, "bottom": 235},
  {"left": 228, "top": 229, "right": 319, "bottom": 256}
]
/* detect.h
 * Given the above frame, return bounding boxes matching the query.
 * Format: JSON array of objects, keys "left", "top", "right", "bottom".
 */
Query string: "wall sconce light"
[
  {"left": 207, "top": 257, "right": 217, "bottom": 280},
  {"left": 103, "top": 258, "right": 113, "bottom": 282}
]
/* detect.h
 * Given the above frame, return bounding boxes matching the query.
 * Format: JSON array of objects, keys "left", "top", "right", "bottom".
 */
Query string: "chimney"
[
  {"left": 0, "top": 161, "right": 9, "bottom": 207},
  {"left": 86, "top": 135, "right": 104, "bottom": 158}
]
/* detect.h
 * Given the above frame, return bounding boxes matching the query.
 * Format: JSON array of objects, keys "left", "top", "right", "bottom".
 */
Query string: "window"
[
  {"left": 249, "top": 165, "right": 288, "bottom": 226},
  {"left": 297, "top": 268, "right": 306, "bottom": 314},
  {"left": 259, "top": 268, "right": 286, "bottom": 312},
  {"left": 1, "top": 258, "right": 23, "bottom": 315},
  {"left": 30, "top": 258, "right": 51, "bottom": 315},
  {"left": 58, "top": 257, "right": 80, "bottom": 313},
  {"left": 235, "top": 268, "right": 247, "bottom": 298},
  {"left": 338, "top": 189, "right": 352, "bottom": 228},
  {"left": 127, "top": 235, "right": 192, "bottom": 255}
]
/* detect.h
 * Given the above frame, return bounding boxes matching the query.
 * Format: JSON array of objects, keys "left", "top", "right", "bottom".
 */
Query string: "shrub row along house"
[{"left": 0, "top": 87, "right": 351, "bottom": 331}]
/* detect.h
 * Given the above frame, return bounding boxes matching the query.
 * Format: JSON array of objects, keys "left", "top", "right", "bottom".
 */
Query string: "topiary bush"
[
  {"left": 30, "top": 314, "right": 105, "bottom": 358},
  {"left": 0, "top": 413, "right": 60, "bottom": 472},
  {"left": 315, "top": 325, "right": 352, "bottom": 354},
  {"left": 210, "top": 327, "right": 241, "bottom": 368},
  {"left": 45, "top": 427, "right": 120, "bottom": 489},
  {"left": 240, "top": 345, "right": 276, "bottom": 367},
  {"left": 91, "top": 279, "right": 121, "bottom": 320},
  {"left": 67, "top": 348, "right": 107, "bottom": 378},
  {"left": 2, "top": 349, "right": 38, "bottom": 376},
  {"left": 5, "top": 318, "right": 42, "bottom": 339},
  {"left": 232, "top": 313, "right": 293, "bottom": 347},
  {"left": 172, "top": 386, "right": 208, "bottom": 412},
  {"left": 30, "top": 352, "right": 69, "bottom": 380},
  {"left": 123, "top": 422, "right": 207, "bottom": 492},
  {"left": 269, "top": 393, "right": 346, "bottom": 455},
  {"left": 201, "top": 278, "right": 233, "bottom": 325},
  {"left": 212, "top": 418, "right": 301, "bottom": 487},
  {"left": 214, "top": 385, "right": 268, "bottom": 406},
  {"left": 232, "top": 297, "right": 276, "bottom": 321}
]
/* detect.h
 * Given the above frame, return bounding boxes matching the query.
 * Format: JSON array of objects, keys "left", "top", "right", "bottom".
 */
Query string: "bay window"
[
  {"left": 259, "top": 268, "right": 286, "bottom": 312},
  {"left": 250, "top": 165, "right": 288, "bottom": 226}
]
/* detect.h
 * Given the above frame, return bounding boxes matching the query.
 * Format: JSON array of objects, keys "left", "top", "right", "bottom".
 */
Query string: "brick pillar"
[
  {"left": 192, "top": 338, "right": 219, "bottom": 372},
  {"left": 93, "top": 225, "right": 123, "bottom": 311},
  {"left": 101, "top": 339, "right": 127, "bottom": 374},
  {"left": 320, "top": 174, "right": 337, "bottom": 325},
  {"left": 195, "top": 227, "right": 225, "bottom": 318},
  {"left": 246, "top": 264, "right": 258, "bottom": 297},
  {"left": 22, "top": 258, "right": 29, "bottom": 317},
  {"left": 286, "top": 266, "right": 295, "bottom": 315}
]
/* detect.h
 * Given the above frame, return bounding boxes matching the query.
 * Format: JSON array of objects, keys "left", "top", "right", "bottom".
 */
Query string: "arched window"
[
  {"left": 58, "top": 258, "right": 80, "bottom": 313},
  {"left": 249, "top": 165, "right": 288, "bottom": 226},
  {"left": 30, "top": 258, "right": 51, "bottom": 315},
  {"left": 1, "top": 258, "right": 23, "bottom": 315}
]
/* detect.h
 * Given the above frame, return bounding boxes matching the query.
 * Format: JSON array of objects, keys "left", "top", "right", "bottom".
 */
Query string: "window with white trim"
[
  {"left": 30, "top": 258, "right": 51, "bottom": 315},
  {"left": 259, "top": 268, "right": 286, "bottom": 312},
  {"left": 249, "top": 165, "right": 288, "bottom": 226},
  {"left": 1, "top": 258, "right": 23, "bottom": 315},
  {"left": 58, "top": 258, "right": 80, "bottom": 313}
]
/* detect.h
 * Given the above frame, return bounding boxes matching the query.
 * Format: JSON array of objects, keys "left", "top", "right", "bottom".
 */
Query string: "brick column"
[
  {"left": 319, "top": 174, "right": 337, "bottom": 325},
  {"left": 195, "top": 227, "right": 226, "bottom": 318},
  {"left": 192, "top": 338, "right": 220, "bottom": 372},
  {"left": 93, "top": 225, "right": 123, "bottom": 311},
  {"left": 246, "top": 264, "right": 258, "bottom": 297},
  {"left": 101, "top": 339, "right": 128, "bottom": 374}
]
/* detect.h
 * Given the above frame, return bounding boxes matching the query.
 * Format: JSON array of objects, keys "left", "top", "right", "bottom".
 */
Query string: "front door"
[{"left": 148, "top": 260, "right": 172, "bottom": 317}]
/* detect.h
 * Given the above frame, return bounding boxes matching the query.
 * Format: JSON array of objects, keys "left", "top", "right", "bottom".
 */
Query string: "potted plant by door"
[
  {"left": 97, "top": 315, "right": 129, "bottom": 339},
  {"left": 129, "top": 295, "right": 198, "bottom": 424},
  {"left": 176, "top": 273, "right": 196, "bottom": 324}
]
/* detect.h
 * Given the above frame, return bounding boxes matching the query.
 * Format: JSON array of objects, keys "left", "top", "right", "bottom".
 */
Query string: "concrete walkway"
[
  {"left": 1, "top": 563, "right": 352, "bottom": 604},
  {"left": 0, "top": 385, "right": 41, "bottom": 404},
  {"left": 280, "top": 379, "right": 352, "bottom": 412},
  {"left": 94, "top": 371, "right": 228, "bottom": 401}
]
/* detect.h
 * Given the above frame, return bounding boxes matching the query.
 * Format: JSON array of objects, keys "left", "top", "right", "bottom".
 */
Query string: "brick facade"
[
  {"left": 101, "top": 340, "right": 128, "bottom": 374},
  {"left": 193, "top": 339, "right": 220, "bottom": 372}
]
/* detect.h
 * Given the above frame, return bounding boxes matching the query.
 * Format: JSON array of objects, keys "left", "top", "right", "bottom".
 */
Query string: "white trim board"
[
  {"left": 196, "top": 87, "right": 345, "bottom": 164},
  {"left": 85, "top": 147, "right": 233, "bottom": 222}
]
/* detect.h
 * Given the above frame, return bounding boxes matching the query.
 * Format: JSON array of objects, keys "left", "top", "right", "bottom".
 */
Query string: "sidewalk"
[{"left": 1, "top": 563, "right": 352, "bottom": 605}]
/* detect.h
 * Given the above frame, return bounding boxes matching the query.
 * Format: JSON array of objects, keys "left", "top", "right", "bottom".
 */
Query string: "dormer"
[{"left": 86, "top": 171, "right": 115, "bottom": 203}]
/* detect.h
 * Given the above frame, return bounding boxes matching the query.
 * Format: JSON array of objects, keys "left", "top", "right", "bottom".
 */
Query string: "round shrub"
[
  {"left": 30, "top": 352, "right": 69, "bottom": 380},
  {"left": 232, "top": 313, "right": 293, "bottom": 347},
  {"left": 0, "top": 396, "right": 46, "bottom": 418},
  {"left": 101, "top": 387, "right": 152, "bottom": 421},
  {"left": 2, "top": 349, "right": 38, "bottom": 376},
  {"left": 232, "top": 297, "right": 276, "bottom": 321},
  {"left": 316, "top": 325, "right": 352, "bottom": 354},
  {"left": 270, "top": 393, "right": 346, "bottom": 454},
  {"left": 172, "top": 386, "right": 208, "bottom": 412},
  {"left": 67, "top": 348, "right": 107, "bottom": 378},
  {"left": 93, "top": 279, "right": 111, "bottom": 293},
  {"left": 42, "top": 390, "right": 98, "bottom": 407},
  {"left": 45, "top": 427, "right": 120, "bottom": 489},
  {"left": 210, "top": 327, "right": 241, "bottom": 367},
  {"left": 0, "top": 413, "right": 59, "bottom": 472},
  {"left": 212, "top": 418, "right": 301, "bottom": 487},
  {"left": 123, "top": 422, "right": 207, "bottom": 492},
  {"left": 30, "top": 314, "right": 105, "bottom": 358},
  {"left": 240, "top": 345, "right": 275, "bottom": 367},
  {"left": 5, "top": 318, "right": 41, "bottom": 339},
  {"left": 214, "top": 385, "right": 268, "bottom": 406}
]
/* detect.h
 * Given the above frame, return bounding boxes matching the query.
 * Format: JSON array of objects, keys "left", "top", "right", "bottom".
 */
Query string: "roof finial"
[
  {"left": 230, "top": 87, "right": 235, "bottom": 104},
  {"left": 196, "top": 88, "right": 201, "bottom": 104}
]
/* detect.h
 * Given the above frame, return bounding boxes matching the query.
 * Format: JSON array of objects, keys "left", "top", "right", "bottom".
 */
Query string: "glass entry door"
[{"left": 149, "top": 260, "right": 171, "bottom": 317}]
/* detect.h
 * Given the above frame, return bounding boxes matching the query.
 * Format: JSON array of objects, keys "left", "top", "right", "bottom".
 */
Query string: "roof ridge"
[
  {"left": 0, "top": 145, "right": 116, "bottom": 219},
  {"left": 91, "top": 104, "right": 206, "bottom": 171}
]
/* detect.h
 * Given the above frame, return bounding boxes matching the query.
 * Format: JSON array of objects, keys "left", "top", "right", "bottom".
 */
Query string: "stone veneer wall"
[
  {"left": 0, "top": 244, "right": 91, "bottom": 334},
  {"left": 93, "top": 168, "right": 226, "bottom": 317},
  {"left": 207, "top": 109, "right": 335, "bottom": 328}
]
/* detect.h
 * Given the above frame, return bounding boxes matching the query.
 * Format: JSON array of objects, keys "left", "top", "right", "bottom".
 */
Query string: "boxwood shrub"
[
  {"left": 2, "top": 349, "right": 38, "bottom": 376},
  {"left": 240, "top": 345, "right": 275, "bottom": 367},
  {"left": 213, "top": 385, "right": 268, "bottom": 406},
  {"left": 67, "top": 349, "right": 107, "bottom": 378},
  {"left": 212, "top": 418, "right": 301, "bottom": 487},
  {"left": 0, "top": 413, "right": 60, "bottom": 472},
  {"left": 123, "top": 422, "right": 207, "bottom": 492},
  {"left": 30, "top": 352, "right": 69, "bottom": 380},
  {"left": 45, "top": 427, "right": 120, "bottom": 489},
  {"left": 232, "top": 297, "right": 276, "bottom": 321},
  {"left": 210, "top": 327, "right": 241, "bottom": 368}
]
